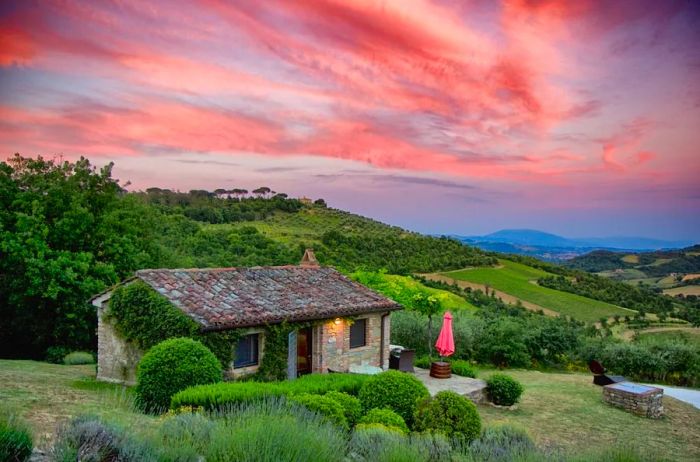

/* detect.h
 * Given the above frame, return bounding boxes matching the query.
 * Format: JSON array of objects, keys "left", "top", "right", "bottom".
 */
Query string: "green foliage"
[
  {"left": 0, "top": 155, "right": 143, "bottom": 358},
  {"left": 136, "top": 338, "right": 222, "bottom": 413},
  {"left": 63, "top": 351, "right": 95, "bottom": 365},
  {"left": 324, "top": 391, "right": 362, "bottom": 427},
  {"left": 358, "top": 408, "right": 408, "bottom": 434},
  {"left": 414, "top": 391, "right": 481, "bottom": 441},
  {"left": 451, "top": 360, "right": 477, "bottom": 378},
  {"left": 358, "top": 370, "right": 429, "bottom": 428},
  {"left": 476, "top": 319, "right": 531, "bottom": 368},
  {"left": 108, "top": 282, "right": 200, "bottom": 351},
  {"left": 253, "top": 323, "right": 298, "bottom": 382},
  {"left": 45, "top": 346, "right": 72, "bottom": 364},
  {"left": 414, "top": 355, "right": 431, "bottom": 369},
  {"left": 578, "top": 337, "right": 700, "bottom": 386},
  {"left": 288, "top": 393, "right": 349, "bottom": 430},
  {"left": 0, "top": 412, "right": 33, "bottom": 462},
  {"left": 171, "top": 373, "right": 370, "bottom": 410},
  {"left": 486, "top": 373, "right": 524, "bottom": 406}
]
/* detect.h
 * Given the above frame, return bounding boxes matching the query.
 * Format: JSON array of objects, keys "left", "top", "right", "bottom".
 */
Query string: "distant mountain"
[{"left": 451, "top": 229, "right": 695, "bottom": 261}]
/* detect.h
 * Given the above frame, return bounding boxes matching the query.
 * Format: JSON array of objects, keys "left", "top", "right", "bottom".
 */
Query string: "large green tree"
[{"left": 0, "top": 155, "right": 155, "bottom": 358}]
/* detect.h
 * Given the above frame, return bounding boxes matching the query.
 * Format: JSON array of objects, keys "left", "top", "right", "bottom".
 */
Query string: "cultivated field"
[
  {"left": 441, "top": 260, "right": 635, "bottom": 322},
  {"left": 664, "top": 286, "right": 700, "bottom": 297}
]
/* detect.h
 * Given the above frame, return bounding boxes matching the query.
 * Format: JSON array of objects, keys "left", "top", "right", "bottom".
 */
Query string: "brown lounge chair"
[
  {"left": 389, "top": 348, "right": 415, "bottom": 373},
  {"left": 589, "top": 360, "right": 627, "bottom": 386}
]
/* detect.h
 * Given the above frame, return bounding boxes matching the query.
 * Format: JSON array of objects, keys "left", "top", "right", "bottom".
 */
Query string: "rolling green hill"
[{"left": 439, "top": 259, "right": 635, "bottom": 322}]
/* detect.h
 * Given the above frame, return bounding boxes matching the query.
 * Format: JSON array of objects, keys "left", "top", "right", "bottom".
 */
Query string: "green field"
[
  {"left": 2, "top": 361, "right": 698, "bottom": 460},
  {"left": 382, "top": 274, "right": 478, "bottom": 312},
  {"left": 443, "top": 260, "right": 635, "bottom": 322},
  {"left": 636, "top": 329, "right": 700, "bottom": 347}
]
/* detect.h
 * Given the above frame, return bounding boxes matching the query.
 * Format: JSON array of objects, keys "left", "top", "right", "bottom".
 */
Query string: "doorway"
[{"left": 296, "top": 327, "right": 313, "bottom": 376}]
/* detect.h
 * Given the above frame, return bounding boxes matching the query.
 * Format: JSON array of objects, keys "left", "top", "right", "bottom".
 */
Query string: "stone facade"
[
  {"left": 96, "top": 300, "right": 144, "bottom": 385},
  {"left": 95, "top": 298, "right": 393, "bottom": 384},
  {"left": 603, "top": 382, "right": 664, "bottom": 419},
  {"left": 312, "top": 313, "right": 391, "bottom": 373}
]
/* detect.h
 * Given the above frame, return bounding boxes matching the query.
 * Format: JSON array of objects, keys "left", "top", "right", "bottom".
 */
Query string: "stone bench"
[{"left": 603, "top": 382, "right": 663, "bottom": 419}]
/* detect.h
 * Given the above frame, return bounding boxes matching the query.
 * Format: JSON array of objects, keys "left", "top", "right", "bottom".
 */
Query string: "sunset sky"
[{"left": 1, "top": 0, "right": 699, "bottom": 240}]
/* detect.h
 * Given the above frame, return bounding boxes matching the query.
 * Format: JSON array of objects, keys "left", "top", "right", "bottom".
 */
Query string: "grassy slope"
[
  {"left": 2, "top": 361, "right": 698, "bottom": 460},
  {"left": 0, "top": 361, "right": 155, "bottom": 446},
  {"left": 636, "top": 328, "right": 700, "bottom": 347},
  {"left": 382, "top": 274, "right": 478, "bottom": 312},
  {"left": 444, "top": 259, "right": 635, "bottom": 322},
  {"left": 478, "top": 369, "right": 700, "bottom": 461}
]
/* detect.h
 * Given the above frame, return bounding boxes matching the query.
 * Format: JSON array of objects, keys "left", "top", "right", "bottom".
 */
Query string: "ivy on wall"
[{"left": 106, "top": 281, "right": 241, "bottom": 367}]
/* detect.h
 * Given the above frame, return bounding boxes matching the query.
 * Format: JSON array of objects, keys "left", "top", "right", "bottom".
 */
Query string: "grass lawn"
[
  {"left": 443, "top": 260, "right": 635, "bottom": 322},
  {"left": 0, "top": 360, "right": 155, "bottom": 447},
  {"left": 477, "top": 369, "right": 700, "bottom": 461},
  {"left": 1, "top": 361, "right": 699, "bottom": 459}
]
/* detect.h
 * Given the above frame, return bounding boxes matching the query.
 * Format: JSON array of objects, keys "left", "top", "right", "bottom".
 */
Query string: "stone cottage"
[{"left": 90, "top": 250, "right": 401, "bottom": 385}]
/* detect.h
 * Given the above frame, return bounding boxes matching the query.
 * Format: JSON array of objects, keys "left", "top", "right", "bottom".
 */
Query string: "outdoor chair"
[
  {"left": 588, "top": 360, "right": 627, "bottom": 386},
  {"left": 389, "top": 348, "right": 415, "bottom": 372}
]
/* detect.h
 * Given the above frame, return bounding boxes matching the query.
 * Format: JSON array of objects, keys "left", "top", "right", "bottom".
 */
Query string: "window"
[
  {"left": 234, "top": 333, "right": 259, "bottom": 368},
  {"left": 350, "top": 319, "right": 367, "bottom": 348}
]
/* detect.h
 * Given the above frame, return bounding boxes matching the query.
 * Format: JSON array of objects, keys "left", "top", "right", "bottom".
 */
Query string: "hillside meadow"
[{"left": 441, "top": 260, "right": 635, "bottom": 322}]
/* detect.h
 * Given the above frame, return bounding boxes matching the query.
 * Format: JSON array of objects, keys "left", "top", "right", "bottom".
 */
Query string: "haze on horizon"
[{"left": 1, "top": 0, "right": 699, "bottom": 241}]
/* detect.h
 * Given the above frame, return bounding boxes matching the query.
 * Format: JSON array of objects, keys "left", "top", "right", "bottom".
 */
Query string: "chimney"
[{"left": 300, "top": 248, "right": 319, "bottom": 267}]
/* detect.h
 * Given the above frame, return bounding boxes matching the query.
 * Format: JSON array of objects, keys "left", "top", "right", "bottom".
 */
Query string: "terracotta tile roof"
[{"left": 133, "top": 266, "right": 401, "bottom": 331}]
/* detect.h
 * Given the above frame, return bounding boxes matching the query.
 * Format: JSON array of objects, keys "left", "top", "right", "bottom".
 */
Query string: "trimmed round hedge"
[
  {"left": 135, "top": 337, "right": 222, "bottom": 413},
  {"left": 63, "top": 351, "right": 95, "bottom": 365},
  {"left": 324, "top": 391, "right": 362, "bottom": 427},
  {"left": 289, "top": 393, "right": 349, "bottom": 430},
  {"left": 358, "top": 408, "right": 408, "bottom": 434},
  {"left": 358, "top": 370, "right": 429, "bottom": 428},
  {"left": 486, "top": 373, "right": 524, "bottom": 406},
  {"left": 414, "top": 390, "right": 481, "bottom": 440}
]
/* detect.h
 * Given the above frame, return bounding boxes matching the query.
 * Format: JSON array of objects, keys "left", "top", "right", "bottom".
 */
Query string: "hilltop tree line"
[{"left": 0, "top": 155, "right": 493, "bottom": 358}]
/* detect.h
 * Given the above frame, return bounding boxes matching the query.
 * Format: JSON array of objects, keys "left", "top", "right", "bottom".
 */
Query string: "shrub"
[
  {"left": 358, "top": 408, "right": 408, "bottom": 434},
  {"left": 288, "top": 394, "right": 349, "bottom": 430},
  {"left": 171, "top": 373, "right": 369, "bottom": 410},
  {"left": 486, "top": 374, "right": 524, "bottom": 406},
  {"left": 414, "top": 355, "right": 431, "bottom": 369},
  {"left": 358, "top": 370, "right": 429, "bottom": 427},
  {"left": 50, "top": 415, "right": 158, "bottom": 462},
  {"left": 349, "top": 425, "right": 452, "bottom": 462},
  {"left": 136, "top": 337, "right": 222, "bottom": 413},
  {"left": 414, "top": 391, "right": 481, "bottom": 441},
  {"left": 324, "top": 391, "right": 362, "bottom": 427},
  {"left": 63, "top": 351, "right": 95, "bottom": 365},
  {"left": 206, "top": 399, "right": 348, "bottom": 462},
  {"left": 0, "top": 412, "right": 33, "bottom": 462},
  {"left": 468, "top": 422, "right": 536, "bottom": 460},
  {"left": 451, "top": 359, "right": 477, "bottom": 378},
  {"left": 45, "top": 346, "right": 72, "bottom": 364}
]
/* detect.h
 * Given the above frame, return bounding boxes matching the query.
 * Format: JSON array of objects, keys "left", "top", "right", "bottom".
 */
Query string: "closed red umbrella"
[{"left": 434, "top": 311, "right": 454, "bottom": 358}]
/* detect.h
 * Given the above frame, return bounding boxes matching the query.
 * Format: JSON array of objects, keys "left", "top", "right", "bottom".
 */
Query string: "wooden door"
[{"left": 296, "top": 327, "right": 313, "bottom": 376}]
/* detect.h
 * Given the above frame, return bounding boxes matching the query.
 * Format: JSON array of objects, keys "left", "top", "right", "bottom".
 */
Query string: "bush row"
[
  {"left": 48, "top": 407, "right": 659, "bottom": 462},
  {"left": 171, "top": 372, "right": 370, "bottom": 410}
]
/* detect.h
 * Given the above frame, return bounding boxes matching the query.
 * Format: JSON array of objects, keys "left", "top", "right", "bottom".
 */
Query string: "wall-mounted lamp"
[{"left": 334, "top": 318, "right": 342, "bottom": 325}]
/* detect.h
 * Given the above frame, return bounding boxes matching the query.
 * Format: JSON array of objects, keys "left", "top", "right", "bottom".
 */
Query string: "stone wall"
[
  {"left": 96, "top": 300, "right": 143, "bottom": 385},
  {"left": 313, "top": 312, "right": 391, "bottom": 373},
  {"left": 603, "top": 383, "right": 664, "bottom": 419}
]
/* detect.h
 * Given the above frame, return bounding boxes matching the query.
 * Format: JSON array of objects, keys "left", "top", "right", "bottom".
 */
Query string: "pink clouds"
[{"left": 0, "top": 0, "right": 699, "bottom": 236}]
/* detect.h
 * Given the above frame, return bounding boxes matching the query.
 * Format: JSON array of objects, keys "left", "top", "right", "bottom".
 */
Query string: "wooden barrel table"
[{"left": 429, "top": 361, "right": 451, "bottom": 379}]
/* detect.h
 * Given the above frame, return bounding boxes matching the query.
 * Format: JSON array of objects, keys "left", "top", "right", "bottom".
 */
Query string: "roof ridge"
[{"left": 136, "top": 265, "right": 329, "bottom": 273}]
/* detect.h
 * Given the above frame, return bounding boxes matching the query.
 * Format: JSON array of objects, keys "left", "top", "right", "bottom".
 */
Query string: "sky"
[{"left": 1, "top": 0, "right": 699, "bottom": 241}]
